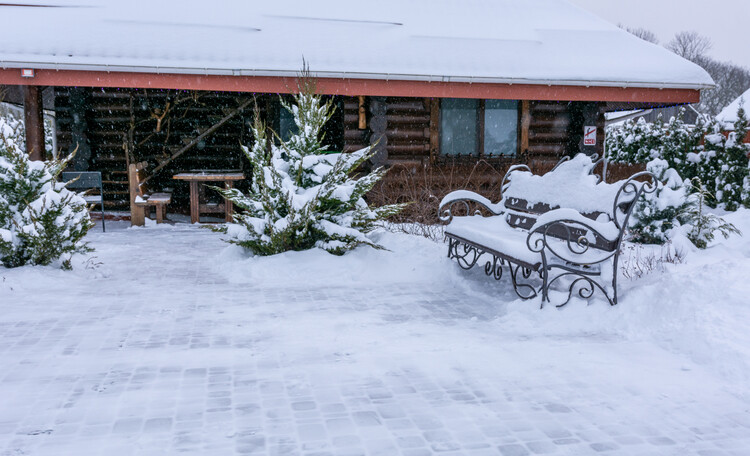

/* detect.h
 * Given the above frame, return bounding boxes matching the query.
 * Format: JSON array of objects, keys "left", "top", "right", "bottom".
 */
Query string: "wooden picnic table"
[{"left": 173, "top": 171, "right": 244, "bottom": 223}]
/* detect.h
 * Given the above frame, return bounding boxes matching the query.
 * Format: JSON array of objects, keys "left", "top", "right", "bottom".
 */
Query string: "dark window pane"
[
  {"left": 484, "top": 100, "right": 518, "bottom": 156},
  {"left": 440, "top": 98, "right": 479, "bottom": 156}
]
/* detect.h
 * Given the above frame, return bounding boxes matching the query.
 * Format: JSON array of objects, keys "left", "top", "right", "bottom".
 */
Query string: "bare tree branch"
[
  {"left": 619, "top": 24, "right": 659, "bottom": 44},
  {"left": 667, "top": 31, "right": 712, "bottom": 62}
]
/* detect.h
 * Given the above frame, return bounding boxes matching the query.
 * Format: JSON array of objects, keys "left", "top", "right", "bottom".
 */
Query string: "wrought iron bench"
[{"left": 438, "top": 154, "right": 656, "bottom": 307}]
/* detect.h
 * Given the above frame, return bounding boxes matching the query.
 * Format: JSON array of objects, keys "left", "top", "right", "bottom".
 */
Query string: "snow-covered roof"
[
  {"left": 0, "top": 0, "right": 714, "bottom": 90},
  {"left": 717, "top": 88, "right": 750, "bottom": 130}
]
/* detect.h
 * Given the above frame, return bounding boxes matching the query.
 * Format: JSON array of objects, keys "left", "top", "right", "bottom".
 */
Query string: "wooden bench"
[
  {"left": 438, "top": 154, "right": 656, "bottom": 307},
  {"left": 128, "top": 162, "right": 172, "bottom": 226}
]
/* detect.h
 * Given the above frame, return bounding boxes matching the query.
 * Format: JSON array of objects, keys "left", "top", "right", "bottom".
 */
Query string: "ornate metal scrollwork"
[
  {"left": 447, "top": 237, "right": 542, "bottom": 301},
  {"left": 484, "top": 255, "right": 505, "bottom": 281},
  {"left": 509, "top": 263, "right": 539, "bottom": 300},
  {"left": 546, "top": 272, "right": 614, "bottom": 307},
  {"left": 441, "top": 156, "right": 660, "bottom": 308},
  {"left": 447, "top": 237, "right": 483, "bottom": 270}
]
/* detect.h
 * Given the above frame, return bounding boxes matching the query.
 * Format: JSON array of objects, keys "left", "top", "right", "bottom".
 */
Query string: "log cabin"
[{"left": 0, "top": 0, "right": 713, "bottom": 215}]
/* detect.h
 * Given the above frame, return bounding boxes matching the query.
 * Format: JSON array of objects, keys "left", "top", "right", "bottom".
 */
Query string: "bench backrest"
[
  {"left": 128, "top": 162, "right": 151, "bottom": 202},
  {"left": 128, "top": 161, "right": 150, "bottom": 226},
  {"left": 503, "top": 197, "right": 618, "bottom": 252},
  {"left": 62, "top": 171, "right": 102, "bottom": 190},
  {"left": 500, "top": 154, "right": 647, "bottom": 252}
]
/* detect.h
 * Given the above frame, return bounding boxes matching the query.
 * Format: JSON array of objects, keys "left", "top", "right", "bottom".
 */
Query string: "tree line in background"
[{"left": 623, "top": 27, "right": 750, "bottom": 116}]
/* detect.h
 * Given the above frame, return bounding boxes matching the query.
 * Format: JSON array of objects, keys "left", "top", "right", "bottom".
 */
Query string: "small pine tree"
[
  {"left": 0, "top": 116, "right": 93, "bottom": 268},
  {"left": 217, "top": 78, "right": 407, "bottom": 256},
  {"left": 715, "top": 102, "right": 749, "bottom": 210},
  {"left": 628, "top": 159, "right": 691, "bottom": 244},
  {"left": 684, "top": 178, "right": 741, "bottom": 249}
]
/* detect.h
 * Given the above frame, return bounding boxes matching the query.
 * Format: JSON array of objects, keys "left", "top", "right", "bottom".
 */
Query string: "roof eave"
[{"left": 0, "top": 60, "right": 716, "bottom": 91}]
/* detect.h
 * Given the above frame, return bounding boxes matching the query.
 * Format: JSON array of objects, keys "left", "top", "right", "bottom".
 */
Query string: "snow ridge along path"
[{"left": 1, "top": 215, "right": 750, "bottom": 456}]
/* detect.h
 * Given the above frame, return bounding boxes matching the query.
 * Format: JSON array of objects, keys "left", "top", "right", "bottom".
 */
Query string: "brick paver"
[{"left": 0, "top": 223, "right": 748, "bottom": 455}]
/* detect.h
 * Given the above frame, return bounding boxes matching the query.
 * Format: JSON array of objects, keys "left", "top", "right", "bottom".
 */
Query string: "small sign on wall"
[{"left": 583, "top": 126, "right": 597, "bottom": 146}]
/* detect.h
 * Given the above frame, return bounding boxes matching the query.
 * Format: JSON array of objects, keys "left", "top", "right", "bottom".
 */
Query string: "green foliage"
[
  {"left": 628, "top": 159, "right": 691, "bottom": 245},
  {"left": 628, "top": 160, "right": 740, "bottom": 249},
  {"left": 0, "top": 116, "right": 93, "bottom": 268},
  {"left": 607, "top": 106, "right": 749, "bottom": 211},
  {"left": 217, "top": 79, "right": 407, "bottom": 256},
  {"left": 684, "top": 178, "right": 741, "bottom": 249}
]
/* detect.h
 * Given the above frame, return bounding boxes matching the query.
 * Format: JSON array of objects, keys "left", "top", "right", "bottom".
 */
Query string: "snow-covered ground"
[{"left": 1, "top": 212, "right": 750, "bottom": 456}]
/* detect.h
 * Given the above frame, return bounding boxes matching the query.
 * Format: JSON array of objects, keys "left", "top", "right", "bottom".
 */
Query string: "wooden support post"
[
  {"left": 429, "top": 98, "right": 440, "bottom": 165},
  {"left": 23, "top": 86, "right": 45, "bottom": 161},
  {"left": 189, "top": 181, "right": 200, "bottom": 224},
  {"left": 520, "top": 100, "right": 531, "bottom": 156},
  {"left": 225, "top": 181, "right": 234, "bottom": 222},
  {"left": 368, "top": 96, "right": 388, "bottom": 167},
  {"left": 358, "top": 96, "right": 367, "bottom": 130}
]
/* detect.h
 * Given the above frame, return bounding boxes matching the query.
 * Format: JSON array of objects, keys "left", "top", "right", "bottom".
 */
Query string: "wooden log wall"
[
  {"left": 343, "top": 96, "right": 431, "bottom": 163},
  {"left": 55, "top": 89, "right": 606, "bottom": 212},
  {"left": 527, "top": 101, "right": 570, "bottom": 158},
  {"left": 55, "top": 87, "right": 256, "bottom": 210}
]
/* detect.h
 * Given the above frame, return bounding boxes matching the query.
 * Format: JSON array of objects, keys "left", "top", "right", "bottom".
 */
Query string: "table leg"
[
  {"left": 189, "top": 181, "right": 199, "bottom": 224},
  {"left": 225, "top": 181, "right": 234, "bottom": 222}
]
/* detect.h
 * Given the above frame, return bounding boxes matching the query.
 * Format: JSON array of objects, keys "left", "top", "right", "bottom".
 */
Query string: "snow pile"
[
  {"left": 0, "top": 116, "right": 93, "bottom": 268},
  {"left": 498, "top": 208, "right": 750, "bottom": 396}
]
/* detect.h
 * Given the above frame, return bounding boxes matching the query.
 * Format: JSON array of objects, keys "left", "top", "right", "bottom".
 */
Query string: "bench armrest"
[
  {"left": 438, "top": 190, "right": 504, "bottom": 222},
  {"left": 526, "top": 208, "right": 622, "bottom": 265}
]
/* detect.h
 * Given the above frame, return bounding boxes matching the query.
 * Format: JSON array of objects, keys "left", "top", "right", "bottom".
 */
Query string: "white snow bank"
[
  {"left": 499, "top": 208, "right": 750, "bottom": 397},
  {"left": 212, "top": 228, "right": 461, "bottom": 289}
]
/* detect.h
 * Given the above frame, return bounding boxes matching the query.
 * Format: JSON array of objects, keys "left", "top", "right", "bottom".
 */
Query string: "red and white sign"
[
  {"left": 583, "top": 126, "right": 597, "bottom": 146},
  {"left": 20, "top": 68, "right": 35, "bottom": 78}
]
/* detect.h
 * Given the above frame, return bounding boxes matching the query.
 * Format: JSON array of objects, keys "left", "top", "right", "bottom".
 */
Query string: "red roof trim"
[{"left": 0, "top": 68, "right": 701, "bottom": 104}]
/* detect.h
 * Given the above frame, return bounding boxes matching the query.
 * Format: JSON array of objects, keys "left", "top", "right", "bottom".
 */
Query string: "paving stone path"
[{"left": 0, "top": 223, "right": 749, "bottom": 456}]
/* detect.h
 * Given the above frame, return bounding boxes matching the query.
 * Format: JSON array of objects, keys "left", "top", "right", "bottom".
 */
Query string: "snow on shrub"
[
  {"left": 0, "top": 116, "right": 93, "bottom": 268},
  {"left": 216, "top": 78, "right": 407, "bottom": 256},
  {"left": 628, "top": 158, "right": 740, "bottom": 249},
  {"left": 628, "top": 159, "right": 691, "bottom": 245},
  {"left": 606, "top": 106, "right": 749, "bottom": 211}
]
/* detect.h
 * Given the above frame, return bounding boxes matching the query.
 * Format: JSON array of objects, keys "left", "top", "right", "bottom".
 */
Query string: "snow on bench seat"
[{"left": 446, "top": 215, "right": 542, "bottom": 270}]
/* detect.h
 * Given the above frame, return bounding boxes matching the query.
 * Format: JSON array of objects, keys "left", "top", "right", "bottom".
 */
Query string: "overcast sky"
[{"left": 567, "top": 0, "right": 750, "bottom": 68}]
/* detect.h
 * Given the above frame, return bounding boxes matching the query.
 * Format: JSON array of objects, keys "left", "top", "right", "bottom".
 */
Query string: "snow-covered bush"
[
  {"left": 0, "top": 117, "right": 93, "bottom": 268},
  {"left": 607, "top": 106, "right": 749, "bottom": 211},
  {"left": 217, "top": 80, "right": 407, "bottom": 256},
  {"left": 628, "top": 160, "right": 740, "bottom": 249},
  {"left": 715, "top": 105, "right": 749, "bottom": 210},
  {"left": 683, "top": 178, "right": 741, "bottom": 249},
  {"left": 606, "top": 116, "right": 664, "bottom": 165},
  {"left": 628, "top": 159, "right": 691, "bottom": 245}
]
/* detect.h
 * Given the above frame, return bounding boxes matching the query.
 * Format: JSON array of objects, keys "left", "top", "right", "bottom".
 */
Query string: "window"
[{"left": 440, "top": 98, "right": 518, "bottom": 157}]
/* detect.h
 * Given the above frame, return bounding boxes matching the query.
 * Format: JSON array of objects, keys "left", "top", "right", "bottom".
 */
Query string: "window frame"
[{"left": 439, "top": 98, "right": 521, "bottom": 158}]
